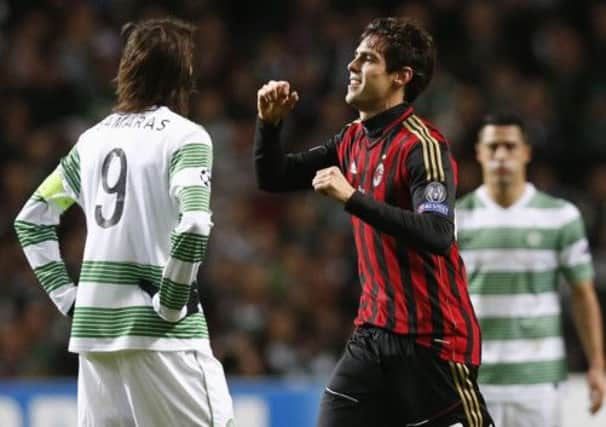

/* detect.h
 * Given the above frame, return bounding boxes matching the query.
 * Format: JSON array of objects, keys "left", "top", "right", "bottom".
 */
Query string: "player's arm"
[
  {"left": 330, "top": 141, "right": 454, "bottom": 254},
  {"left": 152, "top": 134, "right": 213, "bottom": 323},
  {"left": 571, "top": 280, "right": 605, "bottom": 414},
  {"left": 14, "top": 146, "right": 80, "bottom": 316},
  {"left": 560, "top": 211, "right": 605, "bottom": 414},
  {"left": 254, "top": 80, "right": 339, "bottom": 191}
]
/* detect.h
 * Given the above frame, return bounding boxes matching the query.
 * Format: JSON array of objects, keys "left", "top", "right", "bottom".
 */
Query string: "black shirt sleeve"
[
  {"left": 254, "top": 118, "right": 339, "bottom": 192},
  {"left": 344, "top": 141, "right": 455, "bottom": 255}
]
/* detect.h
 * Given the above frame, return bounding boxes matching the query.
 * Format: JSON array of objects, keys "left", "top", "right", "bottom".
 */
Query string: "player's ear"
[
  {"left": 475, "top": 142, "right": 482, "bottom": 163},
  {"left": 394, "top": 66, "right": 414, "bottom": 88},
  {"left": 522, "top": 141, "right": 532, "bottom": 164}
]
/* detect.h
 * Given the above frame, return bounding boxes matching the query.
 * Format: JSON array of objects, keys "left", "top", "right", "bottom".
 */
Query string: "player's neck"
[
  {"left": 486, "top": 181, "right": 526, "bottom": 208},
  {"left": 358, "top": 96, "right": 403, "bottom": 121}
]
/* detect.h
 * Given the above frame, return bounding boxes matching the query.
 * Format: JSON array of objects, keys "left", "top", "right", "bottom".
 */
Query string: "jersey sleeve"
[
  {"left": 14, "top": 145, "right": 81, "bottom": 316},
  {"left": 405, "top": 137, "right": 456, "bottom": 223},
  {"left": 153, "top": 129, "right": 213, "bottom": 322},
  {"left": 559, "top": 204, "right": 595, "bottom": 285},
  {"left": 253, "top": 118, "right": 340, "bottom": 191}
]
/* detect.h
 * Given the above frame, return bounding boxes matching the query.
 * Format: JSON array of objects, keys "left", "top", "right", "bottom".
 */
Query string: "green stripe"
[
  {"left": 456, "top": 193, "right": 485, "bottom": 210},
  {"left": 468, "top": 271, "right": 558, "bottom": 295},
  {"left": 33, "top": 261, "right": 71, "bottom": 293},
  {"left": 480, "top": 315, "right": 561, "bottom": 340},
  {"left": 160, "top": 282, "right": 191, "bottom": 310},
  {"left": 178, "top": 186, "right": 210, "bottom": 213},
  {"left": 561, "top": 263, "right": 594, "bottom": 284},
  {"left": 71, "top": 306, "right": 207, "bottom": 339},
  {"left": 457, "top": 227, "right": 561, "bottom": 250},
  {"left": 170, "top": 232, "right": 208, "bottom": 263},
  {"left": 60, "top": 147, "right": 81, "bottom": 195},
  {"left": 560, "top": 218, "right": 586, "bottom": 248},
  {"left": 479, "top": 359, "right": 566, "bottom": 385},
  {"left": 14, "top": 220, "right": 58, "bottom": 247},
  {"left": 80, "top": 261, "right": 162, "bottom": 285},
  {"left": 169, "top": 144, "right": 212, "bottom": 177},
  {"left": 526, "top": 192, "right": 566, "bottom": 209},
  {"left": 32, "top": 193, "right": 46, "bottom": 204}
]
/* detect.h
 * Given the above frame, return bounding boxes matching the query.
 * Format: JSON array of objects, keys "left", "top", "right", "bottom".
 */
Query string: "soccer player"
[
  {"left": 14, "top": 18, "right": 234, "bottom": 427},
  {"left": 456, "top": 112, "right": 606, "bottom": 426},
  {"left": 254, "top": 17, "right": 493, "bottom": 427}
]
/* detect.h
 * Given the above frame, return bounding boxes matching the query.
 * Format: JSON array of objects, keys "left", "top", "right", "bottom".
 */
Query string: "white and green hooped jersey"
[
  {"left": 15, "top": 106, "right": 213, "bottom": 353},
  {"left": 456, "top": 184, "right": 594, "bottom": 387}
]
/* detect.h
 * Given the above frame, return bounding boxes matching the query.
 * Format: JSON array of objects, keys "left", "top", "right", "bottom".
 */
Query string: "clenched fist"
[
  {"left": 312, "top": 166, "right": 355, "bottom": 204},
  {"left": 257, "top": 80, "right": 299, "bottom": 126}
]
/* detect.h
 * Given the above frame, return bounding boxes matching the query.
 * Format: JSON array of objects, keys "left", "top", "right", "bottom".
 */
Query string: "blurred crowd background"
[{"left": 1, "top": 0, "right": 606, "bottom": 379}]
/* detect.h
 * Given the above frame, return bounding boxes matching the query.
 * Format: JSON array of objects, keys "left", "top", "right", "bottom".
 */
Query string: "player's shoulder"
[
  {"left": 335, "top": 118, "right": 363, "bottom": 141},
  {"left": 161, "top": 108, "right": 211, "bottom": 147},
  {"left": 455, "top": 189, "right": 485, "bottom": 211},
  {"left": 399, "top": 113, "right": 448, "bottom": 156},
  {"left": 157, "top": 107, "right": 212, "bottom": 154},
  {"left": 527, "top": 188, "right": 581, "bottom": 217},
  {"left": 402, "top": 113, "right": 447, "bottom": 141}
]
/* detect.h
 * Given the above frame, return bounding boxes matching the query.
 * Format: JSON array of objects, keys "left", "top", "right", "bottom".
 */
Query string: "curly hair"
[
  {"left": 361, "top": 17, "right": 435, "bottom": 103},
  {"left": 114, "top": 17, "right": 196, "bottom": 115}
]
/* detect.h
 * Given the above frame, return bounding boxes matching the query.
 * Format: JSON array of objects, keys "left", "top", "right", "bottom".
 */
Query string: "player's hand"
[
  {"left": 312, "top": 166, "right": 355, "bottom": 204},
  {"left": 587, "top": 367, "right": 605, "bottom": 414},
  {"left": 257, "top": 80, "right": 299, "bottom": 126},
  {"left": 139, "top": 279, "right": 201, "bottom": 318}
]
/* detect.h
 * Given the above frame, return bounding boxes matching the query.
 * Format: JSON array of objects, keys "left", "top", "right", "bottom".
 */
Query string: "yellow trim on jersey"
[
  {"left": 410, "top": 115, "right": 445, "bottom": 182},
  {"left": 407, "top": 115, "right": 446, "bottom": 182},
  {"left": 403, "top": 120, "right": 433, "bottom": 181}
]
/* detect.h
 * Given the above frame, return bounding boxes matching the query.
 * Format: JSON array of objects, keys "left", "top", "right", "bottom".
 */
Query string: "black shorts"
[{"left": 317, "top": 325, "right": 494, "bottom": 427}]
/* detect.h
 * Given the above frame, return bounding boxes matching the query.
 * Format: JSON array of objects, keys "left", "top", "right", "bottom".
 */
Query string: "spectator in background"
[{"left": 456, "top": 112, "right": 605, "bottom": 426}]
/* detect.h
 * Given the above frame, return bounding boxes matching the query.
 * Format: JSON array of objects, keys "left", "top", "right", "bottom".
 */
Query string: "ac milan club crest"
[{"left": 373, "top": 163, "right": 384, "bottom": 187}]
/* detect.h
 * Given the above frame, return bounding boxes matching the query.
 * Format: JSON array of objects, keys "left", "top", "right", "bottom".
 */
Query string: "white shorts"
[
  {"left": 483, "top": 383, "right": 561, "bottom": 427},
  {"left": 78, "top": 349, "right": 234, "bottom": 427}
]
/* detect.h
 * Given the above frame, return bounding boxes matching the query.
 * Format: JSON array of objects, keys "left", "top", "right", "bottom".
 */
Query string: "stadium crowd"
[{"left": 1, "top": 0, "right": 606, "bottom": 378}]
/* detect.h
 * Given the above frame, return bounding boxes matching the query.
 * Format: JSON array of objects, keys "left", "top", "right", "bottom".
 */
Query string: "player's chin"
[{"left": 345, "top": 91, "right": 363, "bottom": 107}]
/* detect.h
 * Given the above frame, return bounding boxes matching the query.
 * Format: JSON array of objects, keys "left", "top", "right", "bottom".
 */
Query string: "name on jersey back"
[{"left": 100, "top": 114, "right": 170, "bottom": 132}]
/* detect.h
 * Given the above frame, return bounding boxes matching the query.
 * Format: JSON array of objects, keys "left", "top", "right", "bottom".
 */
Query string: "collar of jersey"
[
  {"left": 362, "top": 102, "right": 412, "bottom": 147},
  {"left": 477, "top": 182, "right": 536, "bottom": 211}
]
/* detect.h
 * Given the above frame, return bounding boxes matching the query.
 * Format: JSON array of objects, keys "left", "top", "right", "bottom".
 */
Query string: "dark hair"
[
  {"left": 114, "top": 17, "right": 196, "bottom": 115},
  {"left": 478, "top": 111, "right": 528, "bottom": 141},
  {"left": 361, "top": 17, "right": 435, "bottom": 103}
]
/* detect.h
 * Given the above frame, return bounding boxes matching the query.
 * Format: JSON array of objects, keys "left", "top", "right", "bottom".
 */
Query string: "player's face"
[
  {"left": 476, "top": 125, "right": 530, "bottom": 187},
  {"left": 346, "top": 36, "right": 402, "bottom": 115}
]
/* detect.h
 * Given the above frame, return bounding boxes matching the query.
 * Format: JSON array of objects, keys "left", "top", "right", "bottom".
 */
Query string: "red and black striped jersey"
[{"left": 254, "top": 103, "right": 481, "bottom": 366}]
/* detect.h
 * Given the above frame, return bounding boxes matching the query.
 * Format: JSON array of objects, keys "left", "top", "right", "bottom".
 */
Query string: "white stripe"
[
  {"left": 482, "top": 337, "right": 565, "bottom": 364},
  {"left": 325, "top": 387, "right": 359, "bottom": 403},
  {"left": 560, "top": 238, "right": 592, "bottom": 267},
  {"left": 456, "top": 205, "right": 579, "bottom": 230},
  {"left": 177, "top": 211, "right": 213, "bottom": 236},
  {"left": 49, "top": 283, "right": 77, "bottom": 315},
  {"left": 23, "top": 240, "right": 61, "bottom": 268},
  {"left": 69, "top": 336, "right": 211, "bottom": 354},
  {"left": 16, "top": 197, "right": 62, "bottom": 226},
  {"left": 461, "top": 249, "right": 558, "bottom": 272},
  {"left": 76, "top": 282, "right": 150, "bottom": 308},
  {"left": 172, "top": 167, "right": 210, "bottom": 187},
  {"left": 479, "top": 384, "right": 559, "bottom": 401},
  {"left": 164, "top": 258, "right": 199, "bottom": 285},
  {"left": 470, "top": 293, "right": 561, "bottom": 318}
]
